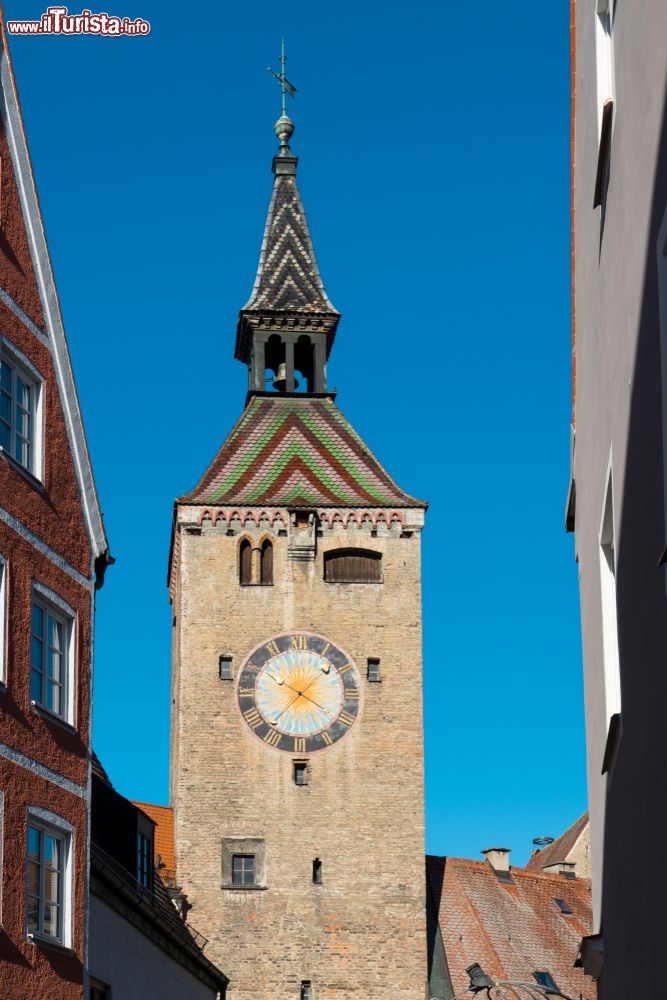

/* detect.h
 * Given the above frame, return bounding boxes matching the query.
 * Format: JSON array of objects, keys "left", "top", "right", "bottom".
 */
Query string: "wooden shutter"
[
  {"left": 240, "top": 540, "right": 252, "bottom": 585},
  {"left": 324, "top": 549, "right": 382, "bottom": 583},
  {"left": 260, "top": 540, "right": 273, "bottom": 585}
]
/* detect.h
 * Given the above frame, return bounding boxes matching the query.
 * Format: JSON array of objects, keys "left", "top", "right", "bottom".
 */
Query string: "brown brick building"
[
  {"left": 167, "top": 110, "right": 428, "bottom": 998},
  {"left": 0, "top": 15, "right": 110, "bottom": 1000}
]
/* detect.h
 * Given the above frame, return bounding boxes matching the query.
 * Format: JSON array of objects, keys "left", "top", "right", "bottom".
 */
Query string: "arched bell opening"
[
  {"left": 295, "top": 335, "right": 314, "bottom": 392},
  {"left": 265, "top": 334, "right": 286, "bottom": 391}
]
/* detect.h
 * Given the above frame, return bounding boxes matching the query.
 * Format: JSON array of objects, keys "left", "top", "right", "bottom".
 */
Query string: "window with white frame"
[
  {"left": 26, "top": 810, "right": 73, "bottom": 947},
  {"left": 599, "top": 462, "right": 621, "bottom": 728},
  {"left": 595, "top": 0, "right": 614, "bottom": 140},
  {"left": 0, "top": 342, "right": 43, "bottom": 478},
  {"left": 30, "top": 584, "right": 75, "bottom": 725},
  {"left": 0, "top": 555, "right": 6, "bottom": 686}
]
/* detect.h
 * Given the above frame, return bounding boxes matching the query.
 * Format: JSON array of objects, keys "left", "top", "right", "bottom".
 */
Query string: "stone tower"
[{"left": 168, "top": 108, "right": 428, "bottom": 1000}]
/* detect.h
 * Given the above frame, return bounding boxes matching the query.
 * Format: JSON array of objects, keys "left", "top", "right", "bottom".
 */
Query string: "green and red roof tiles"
[{"left": 180, "top": 396, "right": 426, "bottom": 509}]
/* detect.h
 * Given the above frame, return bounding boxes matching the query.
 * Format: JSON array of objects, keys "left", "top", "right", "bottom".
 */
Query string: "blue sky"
[{"left": 5, "top": 0, "right": 584, "bottom": 864}]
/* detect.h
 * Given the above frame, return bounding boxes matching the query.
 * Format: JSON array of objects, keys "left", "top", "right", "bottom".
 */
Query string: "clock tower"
[{"left": 168, "top": 107, "right": 428, "bottom": 999}]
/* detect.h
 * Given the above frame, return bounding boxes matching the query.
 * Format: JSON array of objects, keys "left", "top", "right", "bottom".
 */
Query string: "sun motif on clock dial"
[{"left": 237, "top": 633, "right": 361, "bottom": 753}]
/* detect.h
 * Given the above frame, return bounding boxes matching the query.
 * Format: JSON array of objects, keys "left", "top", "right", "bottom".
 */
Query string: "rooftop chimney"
[
  {"left": 543, "top": 860, "right": 577, "bottom": 879},
  {"left": 482, "top": 847, "right": 511, "bottom": 873}
]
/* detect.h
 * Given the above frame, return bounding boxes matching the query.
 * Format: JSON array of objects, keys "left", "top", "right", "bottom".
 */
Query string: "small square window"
[
  {"left": 219, "top": 656, "right": 233, "bottom": 681},
  {"left": 232, "top": 854, "right": 255, "bottom": 887},
  {"left": 553, "top": 897, "right": 572, "bottom": 915},
  {"left": 367, "top": 658, "right": 381, "bottom": 682},
  {"left": 293, "top": 761, "right": 308, "bottom": 786},
  {"left": 301, "top": 982, "right": 312, "bottom": 1000},
  {"left": 90, "top": 980, "right": 109, "bottom": 1000},
  {"left": 30, "top": 587, "right": 74, "bottom": 724},
  {"left": 0, "top": 343, "right": 43, "bottom": 479}
]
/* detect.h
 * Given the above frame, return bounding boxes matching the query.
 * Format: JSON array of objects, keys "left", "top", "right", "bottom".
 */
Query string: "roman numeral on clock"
[
  {"left": 321, "top": 731, "right": 333, "bottom": 745},
  {"left": 338, "top": 663, "right": 352, "bottom": 675},
  {"left": 345, "top": 688, "right": 360, "bottom": 700},
  {"left": 238, "top": 687, "right": 254, "bottom": 698},
  {"left": 293, "top": 737, "right": 306, "bottom": 752},
  {"left": 264, "top": 730, "right": 282, "bottom": 748},
  {"left": 244, "top": 708, "right": 262, "bottom": 729},
  {"left": 291, "top": 634, "right": 307, "bottom": 650},
  {"left": 339, "top": 711, "right": 354, "bottom": 727},
  {"left": 266, "top": 641, "right": 280, "bottom": 657}
]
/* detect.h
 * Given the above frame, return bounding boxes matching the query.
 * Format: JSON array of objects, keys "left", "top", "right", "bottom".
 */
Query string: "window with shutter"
[
  {"left": 324, "top": 549, "right": 382, "bottom": 584},
  {"left": 239, "top": 540, "right": 252, "bottom": 585},
  {"left": 260, "top": 540, "right": 273, "bottom": 585}
]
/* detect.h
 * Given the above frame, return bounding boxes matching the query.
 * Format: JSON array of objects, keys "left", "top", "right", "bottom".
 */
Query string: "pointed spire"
[{"left": 235, "top": 49, "right": 340, "bottom": 376}]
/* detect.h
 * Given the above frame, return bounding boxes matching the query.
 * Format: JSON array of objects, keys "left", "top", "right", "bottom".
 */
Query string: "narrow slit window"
[
  {"left": 596, "top": 0, "right": 614, "bottom": 135},
  {"left": 137, "top": 831, "right": 152, "bottom": 889},
  {"left": 260, "top": 539, "right": 273, "bottom": 585},
  {"left": 300, "top": 982, "right": 312, "bottom": 1000},
  {"left": 219, "top": 656, "right": 233, "bottom": 681},
  {"left": 367, "top": 658, "right": 381, "bottom": 682},
  {"left": 239, "top": 539, "right": 252, "bottom": 586},
  {"left": 293, "top": 761, "right": 308, "bottom": 786},
  {"left": 312, "top": 858, "right": 322, "bottom": 884},
  {"left": 599, "top": 466, "right": 621, "bottom": 729}
]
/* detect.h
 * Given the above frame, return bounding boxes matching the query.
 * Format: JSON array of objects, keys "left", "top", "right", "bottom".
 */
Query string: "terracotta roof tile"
[
  {"left": 132, "top": 801, "right": 174, "bottom": 874},
  {"left": 427, "top": 855, "right": 594, "bottom": 999},
  {"left": 179, "top": 395, "right": 426, "bottom": 509}
]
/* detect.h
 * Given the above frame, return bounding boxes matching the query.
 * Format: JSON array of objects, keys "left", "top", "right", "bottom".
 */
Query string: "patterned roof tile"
[
  {"left": 241, "top": 172, "right": 339, "bottom": 317},
  {"left": 179, "top": 395, "right": 425, "bottom": 509}
]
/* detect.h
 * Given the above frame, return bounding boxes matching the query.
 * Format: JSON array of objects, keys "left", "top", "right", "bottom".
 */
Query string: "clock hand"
[
  {"left": 298, "top": 670, "right": 327, "bottom": 699},
  {"left": 268, "top": 692, "right": 301, "bottom": 725},
  {"left": 298, "top": 691, "right": 331, "bottom": 714}
]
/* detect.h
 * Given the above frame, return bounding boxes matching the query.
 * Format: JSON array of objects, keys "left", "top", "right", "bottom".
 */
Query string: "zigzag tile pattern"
[
  {"left": 243, "top": 175, "right": 338, "bottom": 315},
  {"left": 181, "top": 397, "right": 425, "bottom": 509}
]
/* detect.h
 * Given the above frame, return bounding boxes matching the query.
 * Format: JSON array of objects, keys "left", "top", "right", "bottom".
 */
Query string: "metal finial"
[{"left": 267, "top": 38, "right": 297, "bottom": 154}]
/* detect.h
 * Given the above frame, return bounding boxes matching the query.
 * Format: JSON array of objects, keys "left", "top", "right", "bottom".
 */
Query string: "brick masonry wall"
[{"left": 171, "top": 510, "right": 427, "bottom": 999}]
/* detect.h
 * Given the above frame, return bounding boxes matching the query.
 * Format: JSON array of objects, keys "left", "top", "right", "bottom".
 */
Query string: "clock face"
[{"left": 237, "top": 632, "right": 361, "bottom": 753}]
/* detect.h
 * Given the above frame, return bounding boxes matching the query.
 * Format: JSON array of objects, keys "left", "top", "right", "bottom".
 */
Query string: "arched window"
[
  {"left": 260, "top": 540, "right": 273, "bottom": 585},
  {"left": 324, "top": 549, "right": 382, "bottom": 584},
  {"left": 239, "top": 539, "right": 252, "bottom": 586}
]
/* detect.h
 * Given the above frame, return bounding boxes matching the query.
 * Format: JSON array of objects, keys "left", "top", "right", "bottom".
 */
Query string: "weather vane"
[{"left": 267, "top": 38, "right": 297, "bottom": 118}]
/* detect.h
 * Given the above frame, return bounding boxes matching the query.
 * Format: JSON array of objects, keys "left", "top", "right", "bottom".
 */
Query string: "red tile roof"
[
  {"left": 526, "top": 811, "right": 589, "bottom": 872},
  {"left": 427, "top": 855, "right": 594, "bottom": 999},
  {"left": 132, "top": 801, "right": 174, "bottom": 875}
]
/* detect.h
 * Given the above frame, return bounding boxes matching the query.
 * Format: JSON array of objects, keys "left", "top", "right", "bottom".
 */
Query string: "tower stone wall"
[{"left": 170, "top": 506, "right": 426, "bottom": 998}]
